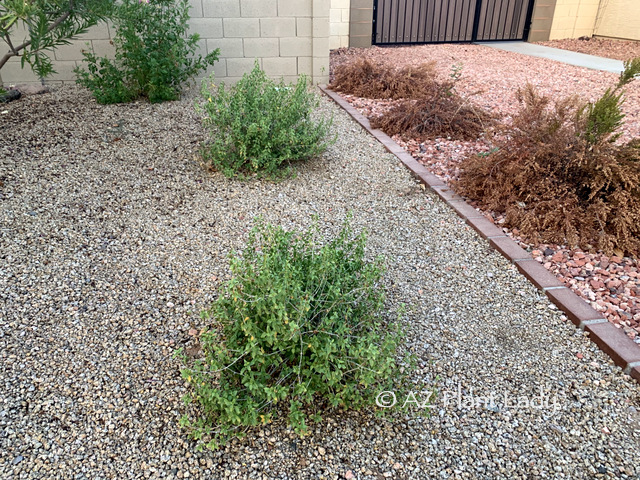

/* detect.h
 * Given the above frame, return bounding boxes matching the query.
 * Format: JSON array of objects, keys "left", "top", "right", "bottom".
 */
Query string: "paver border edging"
[{"left": 318, "top": 84, "right": 640, "bottom": 384}]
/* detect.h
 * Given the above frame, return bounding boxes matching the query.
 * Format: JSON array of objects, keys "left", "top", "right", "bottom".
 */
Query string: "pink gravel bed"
[
  {"left": 535, "top": 37, "right": 640, "bottom": 62},
  {"left": 330, "top": 44, "right": 640, "bottom": 342}
]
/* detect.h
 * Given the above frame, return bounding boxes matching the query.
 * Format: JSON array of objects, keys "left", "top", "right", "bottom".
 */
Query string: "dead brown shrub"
[
  {"left": 328, "top": 57, "right": 440, "bottom": 100},
  {"left": 456, "top": 84, "right": 640, "bottom": 255},
  {"left": 369, "top": 90, "right": 493, "bottom": 141}
]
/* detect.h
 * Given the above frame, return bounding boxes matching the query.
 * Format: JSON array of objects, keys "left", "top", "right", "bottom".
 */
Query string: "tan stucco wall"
[
  {"left": 1, "top": 0, "right": 333, "bottom": 86},
  {"left": 548, "top": 0, "right": 599, "bottom": 39},
  {"left": 593, "top": 0, "right": 640, "bottom": 41}
]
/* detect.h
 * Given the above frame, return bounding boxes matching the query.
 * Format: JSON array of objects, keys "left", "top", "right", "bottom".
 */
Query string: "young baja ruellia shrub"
[
  {"left": 178, "top": 216, "right": 410, "bottom": 450},
  {"left": 329, "top": 57, "right": 439, "bottom": 100},
  {"left": 199, "top": 62, "right": 333, "bottom": 178},
  {"left": 456, "top": 58, "right": 640, "bottom": 255},
  {"left": 75, "top": 0, "right": 218, "bottom": 103}
]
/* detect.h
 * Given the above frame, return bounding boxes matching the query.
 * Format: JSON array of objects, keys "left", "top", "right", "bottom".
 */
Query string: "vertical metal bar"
[
  {"left": 464, "top": 0, "right": 474, "bottom": 41},
  {"left": 410, "top": 0, "right": 421, "bottom": 42},
  {"left": 522, "top": 0, "right": 536, "bottom": 40},
  {"left": 417, "top": 0, "right": 427, "bottom": 42},
  {"left": 512, "top": 0, "right": 524, "bottom": 38},
  {"left": 471, "top": 0, "right": 484, "bottom": 41},
  {"left": 482, "top": 0, "right": 496, "bottom": 40},
  {"left": 386, "top": 0, "right": 395, "bottom": 43},
  {"left": 501, "top": 0, "right": 515, "bottom": 39},
  {"left": 439, "top": 0, "right": 448, "bottom": 41},
  {"left": 497, "top": 0, "right": 509, "bottom": 39}
]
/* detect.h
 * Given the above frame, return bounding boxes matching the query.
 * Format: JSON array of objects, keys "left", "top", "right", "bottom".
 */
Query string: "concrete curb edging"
[{"left": 318, "top": 85, "right": 640, "bottom": 384}]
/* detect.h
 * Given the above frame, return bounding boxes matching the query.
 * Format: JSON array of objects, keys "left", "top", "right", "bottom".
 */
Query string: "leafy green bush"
[
  {"left": 178, "top": 216, "right": 409, "bottom": 450},
  {"left": 75, "top": 0, "right": 218, "bottom": 104},
  {"left": 198, "top": 62, "right": 333, "bottom": 178}
]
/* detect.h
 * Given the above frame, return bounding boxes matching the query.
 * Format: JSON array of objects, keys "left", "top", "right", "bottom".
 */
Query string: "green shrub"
[
  {"left": 75, "top": 0, "right": 218, "bottom": 104},
  {"left": 178, "top": 216, "right": 409, "bottom": 450},
  {"left": 198, "top": 62, "right": 333, "bottom": 178}
]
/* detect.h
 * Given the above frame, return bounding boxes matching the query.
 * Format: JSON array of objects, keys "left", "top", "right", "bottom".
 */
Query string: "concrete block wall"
[
  {"left": 330, "top": 0, "right": 351, "bottom": 49},
  {"left": 349, "top": 0, "right": 373, "bottom": 48},
  {"left": 0, "top": 23, "right": 115, "bottom": 85},
  {"left": 0, "top": 0, "right": 332, "bottom": 86},
  {"left": 528, "top": 0, "right": 558, "bottom": 41}
]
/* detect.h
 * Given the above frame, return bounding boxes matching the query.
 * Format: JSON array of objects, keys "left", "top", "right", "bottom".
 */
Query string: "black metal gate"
[{"left": 373, "top": 0, "right": 535, "bottom": 45}]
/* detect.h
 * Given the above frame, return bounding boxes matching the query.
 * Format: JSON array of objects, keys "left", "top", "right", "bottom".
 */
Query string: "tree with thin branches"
[{"left": 0, "top": 0, "right": 112, "bottom": 80}]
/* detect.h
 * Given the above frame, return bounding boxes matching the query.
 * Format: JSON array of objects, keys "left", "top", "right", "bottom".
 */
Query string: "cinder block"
[
  {"left": 277, "top": 0, "right": 312, "bottom": 16},
  {"left": 194, "top": 39, "right": 208, "bottom": 58},
  {"left": 331, "top": 0, "right": 350, "bottom": 8},
  {"left": 312, "top": 36, "right": 330, "bottom": 57},
  {"left": 329, "top": 36, "right": 342, "bottom": 49},
  {"left": 189, "top": 18, "right": 224, "bottom": 38},
  {"left": 330, "top": 8, "right": 342, "bottom": 22},
  {"left": 297, "top": 56, "right": 312, "bottom": 75},
  {"left": 1, "top": 60, "right": 41, "bottom": 84},
  {"left": 226, "top": 57, "right": 259, "bottom": 77},
  {"left": 350, "top": 7, "right": 372, "bottom": 22},
  {"left": 189, "top": 0, "right": 204, "bottom": 17},
  {"left": 224, "top": 18, "right": 260, "bottom": 37},
  {"left": 212, "top": 59, "right": 227, "bottom": 79},
  {"left": 349, "top": 35, "right": 372, "bottom": 48},
  {"left": 341, "top": 8, "right": 350, "bottom": 22},
  {"left": 53, "top": 40, "right": 91, "bottom": 61},
  {"left": 350, "top": 21, "right": 373, "bottom": 36},
  {"left": 202, "top": 0, "right": 240, "bottom": 17},
  {"left": 241, "top": 0, "right": 277, "bottom": 17},
  {"left": 313, "top": 0, "right": 331, "bottom": 17},
  {"left": 260, "top": 18, "right": 296, "bottom": 37},
  {"left": 77, "top": 22, "right": 111, "bottom": 40},
  {"left": 280, "top": 37, "right": 312, "bottom": 56},
  {"left": 244, "top": 38, "right": 279, "bottom": 57},
  {"left": 91, "top": 39, "right": 116, "bottom": 59},
  {"left": 297, "top": 18, "right": 312, "bottom": 36},
  {"left": 49, "top": 61, "right": 80, "bottom": 82},
  {"left": 262, "top": 57, "right": 297, "bottom": 77},
  {"left": 312, "top": 56, "right": 329, "bottom": 83},
  {"left": 208, "top": 38, "right": 244, "bottom": 57},
  {"left": 313, "top": 17, "right": 330, "bottom": 37}
]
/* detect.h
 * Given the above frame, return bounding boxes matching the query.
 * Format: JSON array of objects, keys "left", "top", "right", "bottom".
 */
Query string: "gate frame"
[{"left": 371, "top": 0, "right": 537, "bottom": 46}]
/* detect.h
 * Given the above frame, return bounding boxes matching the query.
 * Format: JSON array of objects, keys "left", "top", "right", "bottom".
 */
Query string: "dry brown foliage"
[
  {"left": 369, "top": 90, "right": 492, "bottom": 141},
  {"left": 456, "top": 85, "right": 640, "bottom": 256},
  {"left": 328, "top": 57, "right": 440, "bottom": 100}
]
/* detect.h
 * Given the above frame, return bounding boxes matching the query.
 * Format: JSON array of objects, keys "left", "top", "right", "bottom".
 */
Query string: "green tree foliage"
[{"left": 0, "top": 0, "right": 112, "bottom": 79}]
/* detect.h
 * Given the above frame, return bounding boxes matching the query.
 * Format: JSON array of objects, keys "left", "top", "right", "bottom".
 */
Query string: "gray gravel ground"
[{"left": 1, "top": 85, "right": 639, "bottom": 480}]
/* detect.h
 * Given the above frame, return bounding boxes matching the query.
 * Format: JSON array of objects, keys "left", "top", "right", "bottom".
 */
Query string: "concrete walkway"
[{"left": 475, "top": 41, "right": 625, "bottom": 74}]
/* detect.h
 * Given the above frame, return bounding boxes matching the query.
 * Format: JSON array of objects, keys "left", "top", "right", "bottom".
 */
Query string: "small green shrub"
[
  {"left": 198, "top": 62, "right": 333, "bottom": 178},
  {"left": 75, "top": 0, "right": 218, "bottom": 104},
  {"left": 178, "top": 216, "right": 409, "bottom": 450}
]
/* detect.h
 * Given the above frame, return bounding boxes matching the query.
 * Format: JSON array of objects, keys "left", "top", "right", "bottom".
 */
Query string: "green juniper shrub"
[
  {"left": 178, "top": 216, "right": 412, "bottom": 450},
  {"left": 198, "top": 62, "right": 333, "bottom": 178},
  {"left": 75, "top": 0, "right": 218, "bottom": 104}
]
